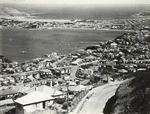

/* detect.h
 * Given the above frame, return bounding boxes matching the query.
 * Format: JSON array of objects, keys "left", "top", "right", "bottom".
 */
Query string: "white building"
[
  {"left": 15, "top": 91, "right": 53, "bottom": 114},
  {"left": 15, "top": 85, "right": 63, "bottom": 114}
]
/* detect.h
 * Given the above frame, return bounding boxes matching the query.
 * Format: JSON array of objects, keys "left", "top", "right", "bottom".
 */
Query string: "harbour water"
[
  {"left": 0, "top": 28, "right": 125, "bottom": 63},
  {"left": 0, "top": 4, "right": 148, "bottom": 63}
]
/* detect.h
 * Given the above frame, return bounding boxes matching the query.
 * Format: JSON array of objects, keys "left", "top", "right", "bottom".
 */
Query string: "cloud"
[
  {"left": 24, "top": 0, "right": 150, "bottom": 4},
  {"left": 0, "top": 0, "right": 25, "bottom": 3},
  {"left": 0, "top": 0, "right": 150, "bottom": 4}
]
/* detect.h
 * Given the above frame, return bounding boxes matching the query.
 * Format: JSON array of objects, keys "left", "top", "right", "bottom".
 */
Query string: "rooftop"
[
  {"left": 15, "top": 91, "right": 53, "bottom": 106},
  {"left": 0, "top": 89, "right": 18, "bottom": 96}
]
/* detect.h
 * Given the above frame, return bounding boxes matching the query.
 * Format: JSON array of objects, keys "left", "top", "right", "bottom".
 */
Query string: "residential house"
[
  {"left": 110, "top": 42, "right": 117, "bottom": 48},
  {"left": 15, "top": 91, "right": 53, "bottom": 114},
  {"left": 0, "top": 99, "right": 15, "bottom": 114},
  {"left": 0, "top": 89, "right": 18, "bottom": 100},
  {"left": 71, "top": 58, "right": 82, "bottom": 65},
  {"left": 28, "top": 85, "right": 63, "bottom": 98}
]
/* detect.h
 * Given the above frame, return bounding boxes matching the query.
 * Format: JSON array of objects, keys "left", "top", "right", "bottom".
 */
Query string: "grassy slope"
[{"left": 104, "top": 69, "right": 150, "bottom": 114}]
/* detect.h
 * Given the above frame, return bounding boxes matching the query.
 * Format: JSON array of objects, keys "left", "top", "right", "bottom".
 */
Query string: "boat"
[{"left": 19, "top": 51, "right": 27, "bottom": 54}]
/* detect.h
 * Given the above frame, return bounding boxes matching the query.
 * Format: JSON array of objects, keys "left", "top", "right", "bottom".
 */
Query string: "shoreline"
[
  {"left": 0, "top": 15, "right": 143, "bottom": 32},
  {"left": 51, "top": 27, "right": 134, "bottom": 32},
  {"left": 0, "top": 25, "right": 134, "bottom": 32},
  {"left": 0, "top": 16, "right": 70, "bottom": 22}
]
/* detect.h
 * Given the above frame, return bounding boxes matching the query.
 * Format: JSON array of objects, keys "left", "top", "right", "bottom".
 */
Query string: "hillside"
[
  {"left": 0, "top": 6, "right": 30, "bottom": 16},
  {"left": 134, "top": 9, "right": 150, "bottom": 17},
  {"left": 103, "top": 69, "right": 150, "bottom": 114}
]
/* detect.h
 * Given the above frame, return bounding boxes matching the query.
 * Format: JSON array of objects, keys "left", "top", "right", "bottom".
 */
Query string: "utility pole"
[
  {"left": 66, "top": 82, "right": 69, "bottom": 113},
  {"left": 107, "top": 74, "right": 109, "bottom": 83}
]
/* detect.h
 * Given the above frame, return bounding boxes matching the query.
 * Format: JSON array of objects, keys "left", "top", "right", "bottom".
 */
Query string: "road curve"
[{"left": 69, "top": 81, "right": 125, "bottom": 114}]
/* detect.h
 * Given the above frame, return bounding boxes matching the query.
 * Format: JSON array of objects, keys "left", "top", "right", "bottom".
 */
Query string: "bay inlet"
[{"left": 0, "top": 28, "right": 125, "bottom": 63}]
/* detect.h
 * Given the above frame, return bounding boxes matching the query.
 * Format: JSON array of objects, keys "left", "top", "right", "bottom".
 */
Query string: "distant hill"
[
  {"left": 104, "top": 69, "right": 150, "bottom": 114},
  {"left": 0, "top": 6, "right": 30, "bottom": 16},
  {"left": 134, "top": 9, "right": 150, "bottom": 17}
]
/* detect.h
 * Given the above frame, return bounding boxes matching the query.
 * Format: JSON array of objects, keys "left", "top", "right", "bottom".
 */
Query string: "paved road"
[{"left": 69, "top": 81, "right": 125, "bottom": 114}]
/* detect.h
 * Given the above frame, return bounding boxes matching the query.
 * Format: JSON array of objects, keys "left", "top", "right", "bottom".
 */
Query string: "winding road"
[{"left": 69, "top": 81, "right": 125, "bottom": 114}]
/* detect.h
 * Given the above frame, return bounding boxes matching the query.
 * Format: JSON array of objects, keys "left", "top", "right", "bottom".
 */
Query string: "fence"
[{"left": 69, "top": 90, "right": 88, "bottom": 112}]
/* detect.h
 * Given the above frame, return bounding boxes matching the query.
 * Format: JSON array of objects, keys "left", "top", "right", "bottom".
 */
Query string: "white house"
[{"left": 15, "top": 91, "right": 53, "bottom": 114}]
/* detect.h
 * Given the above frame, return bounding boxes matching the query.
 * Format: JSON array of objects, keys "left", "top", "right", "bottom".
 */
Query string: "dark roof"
[
  {"left": 0, "top": 89, "right": 18, "bottom": 96},
  {"left": 0, "top": 99, "right": 14, "bottom": 106}
]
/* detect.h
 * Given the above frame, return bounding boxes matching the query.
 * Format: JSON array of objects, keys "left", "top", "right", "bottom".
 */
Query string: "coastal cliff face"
[{"left": 103, "top": 69, "right": 150, "bottom": 114}]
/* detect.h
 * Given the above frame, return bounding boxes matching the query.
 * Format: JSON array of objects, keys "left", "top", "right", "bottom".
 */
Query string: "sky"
[{"left": 0, "top": 0, "right": 150, "bottom": 4}]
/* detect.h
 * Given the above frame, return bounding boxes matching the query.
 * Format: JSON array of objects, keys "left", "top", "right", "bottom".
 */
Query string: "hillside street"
[{"left": 69, "top": 80, "right": 125, "bottom": 114}]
